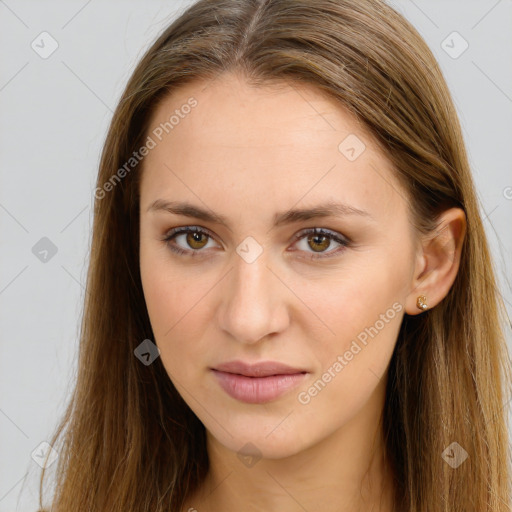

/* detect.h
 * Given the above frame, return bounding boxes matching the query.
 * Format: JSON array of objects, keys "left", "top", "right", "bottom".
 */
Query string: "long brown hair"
[{"left": 38, "top": 0, "right": 512, "bottom": 510}]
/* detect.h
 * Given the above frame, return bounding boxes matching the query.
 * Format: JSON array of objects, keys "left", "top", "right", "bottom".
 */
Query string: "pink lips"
[{"left": 211, "top": 360, "right": 308, "bottom": 404}]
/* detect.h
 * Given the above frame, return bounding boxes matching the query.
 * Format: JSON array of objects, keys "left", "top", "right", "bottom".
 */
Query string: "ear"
[{"left": 405, "top": 207, "right": 466, "bottom": 315}]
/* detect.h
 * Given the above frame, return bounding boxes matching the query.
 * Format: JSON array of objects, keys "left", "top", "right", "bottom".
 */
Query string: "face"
[{"left": 139, "top": 72, "right": 419, "bottom": 459}]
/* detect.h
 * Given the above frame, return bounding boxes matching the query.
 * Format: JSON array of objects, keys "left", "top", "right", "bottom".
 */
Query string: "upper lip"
[{"left": 212, "top": 360, "right": 308, "bottom": 377}]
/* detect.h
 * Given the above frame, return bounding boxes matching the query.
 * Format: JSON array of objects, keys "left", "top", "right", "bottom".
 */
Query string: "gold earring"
[{"left": 416, "top": 295, "right": 428, "bottom": 311}]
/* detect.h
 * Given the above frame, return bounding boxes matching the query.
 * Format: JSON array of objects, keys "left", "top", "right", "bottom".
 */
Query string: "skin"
[{"left": 138, "top": 71, "right": 466, "bottom": 512}]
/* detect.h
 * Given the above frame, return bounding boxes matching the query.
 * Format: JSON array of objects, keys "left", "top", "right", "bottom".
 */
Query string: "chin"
[{"left": 207, "top": 420, "right": 315, "bottom": 461}]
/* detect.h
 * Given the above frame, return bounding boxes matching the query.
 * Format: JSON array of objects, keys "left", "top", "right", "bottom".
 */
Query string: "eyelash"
[{"left": 161, "top": 226, "right": 350, "bottom": 260}]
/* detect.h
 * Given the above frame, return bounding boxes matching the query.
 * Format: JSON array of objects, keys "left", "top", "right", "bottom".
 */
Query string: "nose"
[{"left": 217, "top": 248, "right": 290, "bottom": 345}]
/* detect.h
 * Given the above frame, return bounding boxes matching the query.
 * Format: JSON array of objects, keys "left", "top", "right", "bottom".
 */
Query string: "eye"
[
  {"left": 162, "top": 226, "right": 219, "bottom": 257},
  {"left": 290, "top": 227, "right": 350, "bottom": 260},
  {"left": 161, "top": 226, "right": 350, "bottom": 259}
]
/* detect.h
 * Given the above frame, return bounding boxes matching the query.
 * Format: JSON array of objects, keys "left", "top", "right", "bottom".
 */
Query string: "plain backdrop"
[{"left": 0, "top": 0, "right": 511, "bottom": 510}]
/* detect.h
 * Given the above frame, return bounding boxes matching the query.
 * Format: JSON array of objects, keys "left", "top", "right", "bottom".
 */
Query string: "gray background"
[{"left": 0, "top": 1, "right": 511, "bottom": 510}]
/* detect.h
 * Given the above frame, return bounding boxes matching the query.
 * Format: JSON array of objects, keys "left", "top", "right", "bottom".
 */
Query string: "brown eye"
[
  {"left": 292, "top": 228, "right": 350, "bottom": 260},
  {"left": 162, "top": 226, "right": 217, "bottom": 256},
  {"left": 186, "top": 231, "right": 209, "bottom": 249},
  {"left": 307, "top": 233, "right": 331, "bottom": 252},
  {"left": 163, "top": 226, "right": 349, "bottom": 260}
]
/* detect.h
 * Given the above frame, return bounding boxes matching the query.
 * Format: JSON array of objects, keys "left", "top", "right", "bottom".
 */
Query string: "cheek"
[
  {"left": 297, "top": 254, "right": 408, "bottom": 380},
  {"left": 139, "top": 255, "right": 216, "bottom": 373},
  {"left": 293, "top": 304, "right": 402, "bottom": 433},
  {"left": 140, "top": 240, "right": 202, "bottom": 335},
  {"left": 301, "top": 258, "right": 405, "bottom": 334}
]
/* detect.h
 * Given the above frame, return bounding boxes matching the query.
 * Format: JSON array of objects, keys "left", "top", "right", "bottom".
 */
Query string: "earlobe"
[{"left": 405, "top": 208, "right": 466, "bottom": 315}]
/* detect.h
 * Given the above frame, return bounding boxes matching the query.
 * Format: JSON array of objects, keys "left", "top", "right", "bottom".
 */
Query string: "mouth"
[
  {"left": 212, "top": 359, "right": 307, "bottom": 377},
  {"left": 210, "top": 360, "right": 309, "bottom": 403}
]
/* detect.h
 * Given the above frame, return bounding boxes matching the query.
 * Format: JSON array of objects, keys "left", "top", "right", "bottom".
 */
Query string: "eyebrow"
[{"left": 146, "top": 199, "right": 374, "bottom": 228}]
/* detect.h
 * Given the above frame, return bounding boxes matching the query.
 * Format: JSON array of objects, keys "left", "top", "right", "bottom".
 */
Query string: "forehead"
[
  {"left": 139, "top": 72, "right": 409, "bottom": 223},
  {"left": 147, "top": 72, "right": 373, "bottom": 151}
]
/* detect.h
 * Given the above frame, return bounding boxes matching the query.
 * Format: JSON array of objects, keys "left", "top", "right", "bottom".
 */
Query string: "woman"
[{"left": 38, "top": 0, "right": 512, "bottom": 510}]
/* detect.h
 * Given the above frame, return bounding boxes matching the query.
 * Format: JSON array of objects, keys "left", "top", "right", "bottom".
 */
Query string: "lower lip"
[{"left": 211, "top": 369, "right": 308, "bottom": 404}]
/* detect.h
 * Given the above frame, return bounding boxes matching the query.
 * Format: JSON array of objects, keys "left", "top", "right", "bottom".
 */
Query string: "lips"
[
  {"left": 210, "top": 360, "right": 309, "bottom": 403},
  {"left": 212, "top": 359, "right": 307, "bottom": 377}
]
